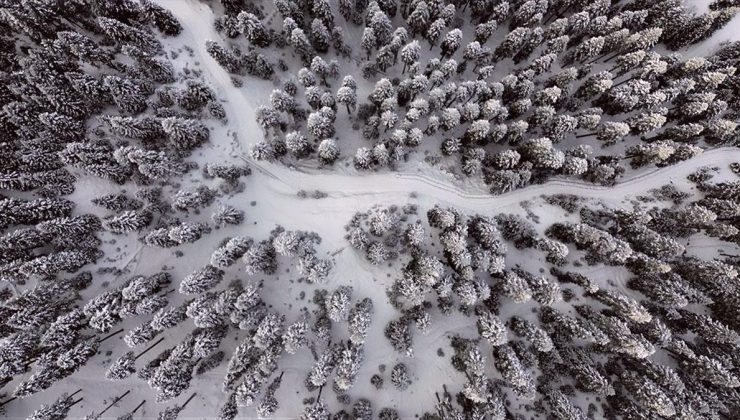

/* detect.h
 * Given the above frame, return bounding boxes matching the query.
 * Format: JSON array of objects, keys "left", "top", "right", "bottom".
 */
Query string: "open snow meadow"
[{"left": 1, "top": 0, "right": 740, "bottom": 418}]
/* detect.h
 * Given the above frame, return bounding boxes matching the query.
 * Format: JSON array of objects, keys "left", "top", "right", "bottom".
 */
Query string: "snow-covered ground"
[
  {"left": 5, "top": 1, "right": 740, "bottom": 418},
  {"left": 152, "top": 3, "right": 740, "bottom": 416}
]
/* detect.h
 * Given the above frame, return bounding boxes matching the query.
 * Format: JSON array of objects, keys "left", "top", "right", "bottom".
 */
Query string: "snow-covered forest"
[{"left": 1, "top": 0, "right": 740, "bottom": 418}]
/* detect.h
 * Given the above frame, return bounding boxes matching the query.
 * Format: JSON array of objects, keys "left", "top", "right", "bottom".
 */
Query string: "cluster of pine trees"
[
  {"left": 0, "top": 0, "right": 246, "bottom": 418},
  {"left": 204, "top": 0, "right": 740, "bottom": 194},
  {"left": 338, "top": 171, "right": 740, "bottom": 419},
  {"left": 1, "top": 0, "right": 740, "bottom": 418},
  {"left": 0, "top": 0, "right": 233, "bottom": 288}
]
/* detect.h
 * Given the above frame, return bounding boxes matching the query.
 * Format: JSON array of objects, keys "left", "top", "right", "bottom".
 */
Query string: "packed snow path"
[{"left": 159, "top": 0, "right": 740, "bottom": 214}]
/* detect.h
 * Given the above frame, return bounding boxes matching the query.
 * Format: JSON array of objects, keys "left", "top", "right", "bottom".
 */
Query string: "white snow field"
[{"left": 3, "top": 0, "right": 740, "bottom": 419}]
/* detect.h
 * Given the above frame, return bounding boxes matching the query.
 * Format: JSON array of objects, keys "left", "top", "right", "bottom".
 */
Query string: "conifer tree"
[
  {"left": 27, "top": 391, "right": 84, "bottom": 420},
  {"left": 98, "top": 17, "right": 162, "bottom": 52},
  {"left": 440, "top": 29, "right": 463, "bottom": 58},
  {"left": 237, "top": 12, "right": 271, "bottom": 47},
  {"left": 141, "top": 0, "right": 182, "bottom": 35}
]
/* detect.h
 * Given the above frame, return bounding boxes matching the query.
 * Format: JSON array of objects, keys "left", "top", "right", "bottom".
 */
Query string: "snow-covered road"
[{"left": 261, "top": 146, "right": 740, "bottom": 204}]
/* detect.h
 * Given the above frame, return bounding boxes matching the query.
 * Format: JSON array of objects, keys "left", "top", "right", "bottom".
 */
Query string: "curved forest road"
[{"left": 160, "top": 0, "right": 740, "bottom": 214}]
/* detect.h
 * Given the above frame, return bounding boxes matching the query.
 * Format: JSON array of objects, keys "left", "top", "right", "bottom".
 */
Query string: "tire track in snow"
[
  {"left": 264, "top": 147, "right": 740, "bottom": 213},
  {"left": 392, "top": 147, "right": 740, "bottom": 201}
]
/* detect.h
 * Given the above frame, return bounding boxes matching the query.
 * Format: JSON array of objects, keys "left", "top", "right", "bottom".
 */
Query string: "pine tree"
[
  {"left": 41, "top": 309, "right": 86, "bottom": 349},
  {"left": 570, "top": 36, "right": 604, "bottom": 63},
  {"left": 256, "top": 372, "right": 283, "bottom": 417},
  {"left": 407, "top": 1, "right": 430, "bottom": 36},
  {"left": 102, "top": 115, "right": 164, "bottom": 142},
  {"left": 426, "top": 19, "right": 446, "bottom": 49},
  {"left": 180, "top": 265, "right": 225, "bottom": 295},
  {"left": 494, "top": 27, "right": 529, "bottom": 60},
  {"left": 327, "top": 286, "right": 353, "bottom": 322},
  {"left": 348, "top": 298, "right": 373, "bottom": 345},
  {"left": 336, "top": 82, "right": 357, "bottom": 114},
  {"left": 680, "top": 353, "right": 740, "bottom": 388},
  {"left": 627, "top": 112, "right": 667, "bottom": 135},
  {"left": 149, "top": 343, "right": 197, "bottom": 402},
  {"left": 282, "top": 131, "right": 311, "bottom": 159},
  {"left": 576, "top": 71, "right": 613, "bottom": 100},
  {"left": 509, "top": 316, "right": 553, "bottom": 352},
  {"left": 141, "top": 0, "right": 182, "bottom": 35},
  {"left": 122, "top": 274, "right": 165, "bottom": 301},
  {"left": 102, "top": 75, "right": 147, "bottom": 114},
  {"left": 334, "top": 342, "right": 364, "bottom": 392},
  {"left": 107, "top": 338, "right": 165, "bottom": 380},
  {"left": 307, "top": 343, "right": 339, "bottom": 388},
  {"left": 440, "top": 29, "right": 463, "bottom": 58},
  {"left": 283, "top": 315, "right": 309, "bottom": 354},
  {"left": 390, "top": 363, "right": 411, "bottom": 390},
  {"left": 352, "top": 399, "right": 373, "bottom": 420},
  {"left": 123, "top": 322, "right": 159, "bottom": 348},
  {"left": 217, "top": 393, "right": 238, "bottom": 420},
  {"left": 307, "top": 108, "right": 336, "bottom": 139},
  {"left": 309, "top": 19, "right": 331, "bottom": 53},
  {"left": 57, "top": 337, "right": 100, "bottom": 371},
  {"left": 253, "top": 313, "right": 285, "bottom": 349},
  {"left": 237, "top": 12, "right": 271, "bottom": 47},
  {"left": 621, "top": 371, "right": 676, "bottom": 417},
  {"left": 206, "top": 41, "right": 242, "bottom": 73},
  {"left": 155, "top": 392, "right": 197, "bottom": 419},
  {"left": 123, "top": 45, "right": 175, "bottom": 83},
  {"left": 212, "top": 205, "right": 245, "bottom": 226},
  {"left": 519, "top": 271, "right": 561, "bottom": 305},
  {"left": 360, "top": 27, "right": 378, "bottom": 59},
  {"left": 27, "top": 391, "right": 83, "bottom": 420},
  {"left": 211, "top": 237, "right": 253, "bottom": 269},
  {"left": 477, "top": 309, "right": 508, "bottom": 346},
  {"left": 354, "top": 147, "right": 373, "bottom": 170},
  {"left": 98, "top": 17, "right": 162, "bottom": 52},
  {"left": 400, "top": 41, "right": 420, "bottom": 74},
  {"left": 159, "top": 117, "right": 209, "bottom": 152},
  {"left": 545, "top": 390, "right": 586, "bottom": 420},
  {"left": 290, "top": 28, "right": 315, "bottom": 64},
  {"left": 492, "top": 344, "right": 534, "bottom": 398},
  {"left": 112, "top": 146, "right": 185, "bottom": 181},
  {"left": 679, "top": 311, "right": 739, "bottom": 344},
  {"left": 592, "top": 121, "right": 630, "bottom": 146},
  {"left": 56, "top": 31, "right": 113, "bottom": 66},
  {"left": 301, "top": 398, "right": 330, "bottom": 420},
  {"left": 385, "top": 318, "right": 413, "bottom": 356}
]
